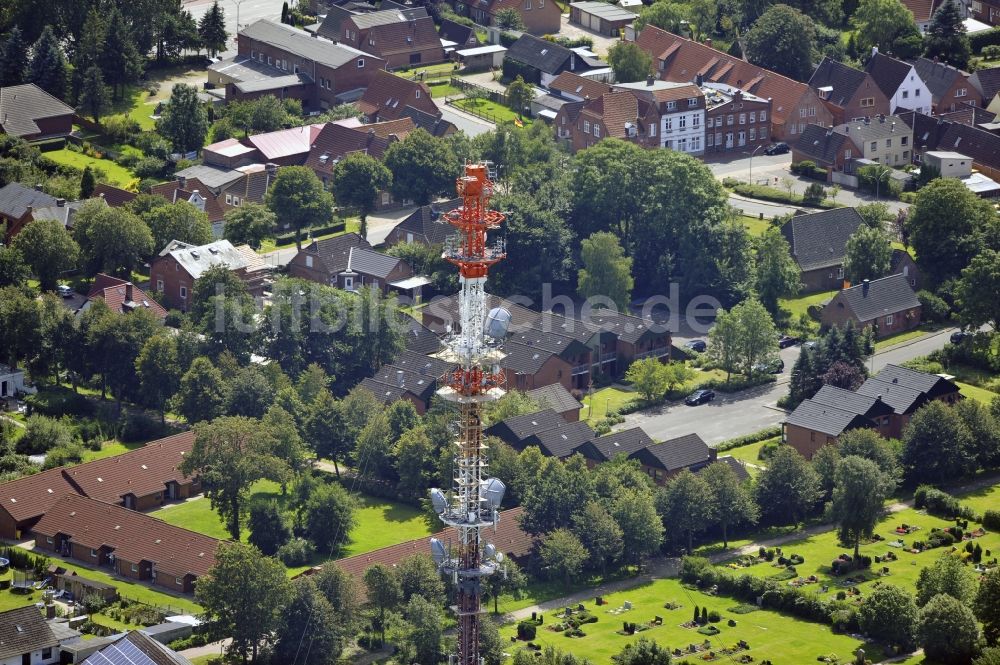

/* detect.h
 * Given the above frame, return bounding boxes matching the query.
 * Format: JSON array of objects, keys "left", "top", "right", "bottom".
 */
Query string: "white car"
[{"left": 56, "top": 284, "right": 74, "bottom": 298}]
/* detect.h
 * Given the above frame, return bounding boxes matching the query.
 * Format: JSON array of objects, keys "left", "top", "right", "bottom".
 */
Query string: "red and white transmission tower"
[{"left": 429, "top": 164, "right": 509, "bottom": 665}]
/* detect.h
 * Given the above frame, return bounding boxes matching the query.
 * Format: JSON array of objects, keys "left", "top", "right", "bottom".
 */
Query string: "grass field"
[
  {"left": 780, "top": 290, "right": 837, "bottom": 320},
  {"left": 958, "top": 482, "right": 1000, "bottom": 516},
  {"left": 874, "top": 327, "right": 932, "bottom": 351},
  {"left": 453, "top": 98, "right": 531, "bottom": 125},
  {"left": 582, "top": 386, "right": 636, "bottom": 420},
  {"left": 429, "top": 82, "right": 462, "bottom": 98},
  {"left": 956, "top": 380, "right": 1000, "bottom": 405},
  {"left": 720, "top": 437, "right": 777, "bottom": 476},
  {"left": 80, "top": 439, "right": 146, "bottom": 463},
  {"left": 500, "top": 577, "right": 888, "bottom": 664},
  {"left": 716, "top": 501, "right": 1000, "bottom": 602},
  {"left": 738, "top": 214, "right": 773, "bottom": 237},
  {"left": 44, "top": 149, "right": 136, "bottom": 186}
]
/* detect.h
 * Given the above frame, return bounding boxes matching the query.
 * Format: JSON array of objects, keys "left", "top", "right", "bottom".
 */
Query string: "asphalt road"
[
  {"left": 184, "top": 0, "right": 282, "bottom": 37},
  {"left": 621, "top": 326, "right": 959, "bottom": 445}
]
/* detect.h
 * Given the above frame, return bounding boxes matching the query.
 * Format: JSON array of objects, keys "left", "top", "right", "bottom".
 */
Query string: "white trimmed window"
[
  {"left": 594, "top": 124, "right": 600, "bottom": 137},
  {"left": 156, "top": 279, "right": 164, "bottom": 292},
  {"left": 180, "top": 286, "right": 187, "bottom": 299},
  {"left": 358, "top": 58, "right": 365, "bottom": 68},
  {"left": 583, "top": 120, "right": 590, "bottom": 133},
  {"left": 760, "top": 110, "right": 767, "bottom": 121},
  {"left": 131, "top": 564, "right": 139, "bottom": 572}
]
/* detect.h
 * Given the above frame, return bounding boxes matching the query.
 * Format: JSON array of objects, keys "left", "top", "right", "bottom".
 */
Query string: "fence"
[{"left": 449, "top": 77, "right": 507, "bottom": 106}]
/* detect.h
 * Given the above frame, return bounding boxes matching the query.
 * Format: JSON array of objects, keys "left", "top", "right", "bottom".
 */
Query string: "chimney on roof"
[
  {"left": 397, "top": 370, "right": 405, "bottom": 387},
  {"left": 933, "top": 55, "right": 940, "bottom": 63},
  {"left": 176, "top": 174, "right": 186, "bottom": 189},
  {"left": 45, "top": 603, "right": 55, "bottom": 620},
  {"left": 646, "top": 75, "right": 654, "bottom": 86},
  {"left": 862, "top": 279, "right": 870, "bottom": 296},
  {"left": 695, "top": 73, "right": 703, "bottom": 86},
  {"left": 266, "top": 162, "right": 278, "bottom": 175},
  {"left": 872, "top": 45, "right": 878, "bottom": 57},
  {"left": 26, "top": 205, "right": 32, "bottom": 215},
  {"left": 34, "top": 183, "right": 43, "bottom": 192},
  {"left": 704, "top": 37, "right": 712, "bottom": 48},
  {"left": 125, "top": 283, "right": 133, "bottom": 302},
  {"left": 56, "top": 198, "right": 65, "bottom": 207}
]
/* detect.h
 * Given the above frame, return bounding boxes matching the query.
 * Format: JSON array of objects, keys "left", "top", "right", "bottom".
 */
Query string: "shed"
[
  {"left": 569, "top": 1, "right": 636, "bottom": 36},
  {"left": 455, "top": 44, "right": 507, "bottom": 72}
]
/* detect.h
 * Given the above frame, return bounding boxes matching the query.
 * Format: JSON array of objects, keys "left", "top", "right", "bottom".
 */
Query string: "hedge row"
[
  {"left": 274, "top": 222, "right": 346, "bottom": 246},
  {"left": 717, "top": 426, "right": 782, "bottom": 452},
  {"left": 971, "top": 27, "right": 1000, "bottom": 52},
  {"left": 913, "top": 485, "right": 977, "bottom": 520}
]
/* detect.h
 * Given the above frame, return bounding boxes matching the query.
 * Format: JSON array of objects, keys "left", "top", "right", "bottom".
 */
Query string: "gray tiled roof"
[
  {"left": 349, "top": 6, "right": 427, "bottom": 28},
  {"left": 403, "top": 316, "right": 444, "bottom": 354},
  {"left": 345, "top": 246, "right": 403, "bottom": 279},
  {"left": 306, "top": 232, "right": 371, "bottom": 274},
  {"left": 0, "top": 84, "right": 74, "bottom": 137},
  {"left": 856, "top": 376, "right": 925, "bottom": 415},
  {"left": 635, "top": 433, "right": 711, "bottom": 471},
  {"left": 835, "top": 115, "right": 910, "bottom": 143},
  {"left": 970, "top": 65, "right": 1000, "bottom": 103},
  {"left": 830, "top": 273, "right": 921, "bottom": 322},
  {"left": 864, "top": 52, "right": 912, "bottom": 101},
  {"left": 871, "top": 363, "right": 947, "bottom": 394},
  {"left": 810, "top": 384, "right": 892, "bottom": 418},
  {"left": 392, "top": 199, "right": 461, "bottom": 245},
  {"left": 697, "top": 456, "right": 750, "bottom": 483},
  {"left": 0, "top": 182, "right": 58, "bottom": 220},
  {"left": 167, "top": 239, "right": 254, "bottom": 279},
  {"left": 781, "top": 207, "right": 864, "bottom": 272},
  {"left": 173, "top": 164, "right": 245, "bottom": 191},
  {"left": 0, "top": 607, "right": 60, "bottom": 660},
  {"left": 913, "top": 57, "right": 968, "bottom": 100},
  {"left": 487, "top": 408, "right": 565, "bottom": 442},
  {"left": 583, "top": 426, "right": 654, "bottom": 461},
  {"left": 240, "top": 19, "right": 370, "bottom": 69},
  {"left": 784, "top": 399, "right": 873, "bottom": 437},
  {"left": 527, "top": 420, "right": 597, "bottom": 458},
  {"left": 316, "top": 5, "right": 360, "bottom": 40},
  {"left": 439, "top": 19, "right": 477, "bottom": 46},
  {"left": 526, "top": 383, "right": 582, "bottom": 415},
  {"left": 793, "top": 124, "right": 853, "bottom": 165},
  {"left": 506, "top": 34, "right": 575, "bottom": 75},
  {"left": 809, "top": 57, "right": 868, "bottom": 107},
  {"left": 398, "top": 105, "right": 455, "bottom": 136}
]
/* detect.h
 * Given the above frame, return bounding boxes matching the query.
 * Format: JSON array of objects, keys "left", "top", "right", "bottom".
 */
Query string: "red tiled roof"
[
  {"left": 304, "top": 119, "right": 413, "bottom": 176},
  {"left": 548, "top": 72, "right": 613, "bottom": 100},
  {"left": 583, "top": 91, "right": 639, "bottom": 139},
  {"left": 305, "top": 506, "right": 533, "bottom": 594},
  {"left": 86, "top": 273, "right": 168, "bottom": 319},
  {"left": 92, "top": 183, "right": 137, "bottom": 208},
  {"left": 900, "top": 0, "right": 936, "bottom": 21},
  {"left": 357, "top": 70, "right": 438, "bottom": 120},
  {"left": 244, "top": 123, "right": 325, "bottom": 161},
  {"left": 149, "top": 178, "right": 227, "bottom": 223},
  {"left": 61, "top": 432, "right": 194, "bottom": 504},
  {"left": 33, "top": 494, "right": 219, "bottom": 578},
  {"left": 635, "top": 26, "right": 811, "bottom": 127},
  {"left": 0, "top": 467, "right": 78, "bottom": 523},
  {"left": 347, "top": 15, "right": 442, "bottom": 58}
]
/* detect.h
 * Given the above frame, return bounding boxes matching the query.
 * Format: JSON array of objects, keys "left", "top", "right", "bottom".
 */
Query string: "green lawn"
[
  {"left": 956, "top": 381, "right": 1000, "bottom": 405},
  {"left": 720, "top": 437, "right": 778, "bottom": 476},
  {"left": 716, "top": 502, "right": 1000, "bottom": 602},
  {"left": 44, "top": 148, "right": 136, "bottom": 187},
  {"left": 257, "top": 219, "right": 360, "bottom": 253},
  {"left": 582, "top": 386, "right": 637, "bottom": 420},
  {"left": 396, "top": 62, "right": 459, "bottom": 79},
  {"left": 739, "top": 214, "right": 773, "bottom": 237},
  {"left": 958, "top": 482, "right": 1000, "bottom": 517},
  {"left": 780, "top": 289, "right": 838, "bottom": 320},
  {"left": 874, "top": 327, "right": 932, "bottom": 351},
  {"left": 429, "top": 82, "right": 462, "bottom": 98},
  {"left": 453, "top": 98, "right": 532, "bottom": 125},
  {"left": 80, "top": 439, "right": 146, "bottom": 463},
  {"left": 500, "top": 577, "right": 889, "bottom": 664}
]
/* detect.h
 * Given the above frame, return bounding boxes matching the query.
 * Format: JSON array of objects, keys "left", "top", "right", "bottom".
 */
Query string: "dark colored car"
[
  {"left": 685, "top": 389, "right": 716, "bottom": 406},
  {"left": 778, "top": 335, "right": 799, "bottom": 349},
  {"left": 684, "top": 339, "right": 707, "bottom": 353},
  {"left": 764, "top": 142, "right": 789, "bottom": 156},
  {"left": 950, "top": 331, "right": 972, "bottom": 344}
]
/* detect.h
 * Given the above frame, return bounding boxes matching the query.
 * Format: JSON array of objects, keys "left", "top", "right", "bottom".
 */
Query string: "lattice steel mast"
[{"left": 429, "top": 164, "right": 509, "bottom": 665}]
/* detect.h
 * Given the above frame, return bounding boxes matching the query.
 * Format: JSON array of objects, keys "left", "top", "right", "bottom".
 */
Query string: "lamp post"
[
  {"left": 748, "top": 143, "right": 765, "bottom": 185},
  {"left": 874, "top": 164, "right": 890, "bottom": 201},
  {"left": 231, "top": 0, "right": 247, "bottom": 35}
]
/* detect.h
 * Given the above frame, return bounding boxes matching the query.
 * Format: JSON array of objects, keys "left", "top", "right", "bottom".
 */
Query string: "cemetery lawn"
[{"left": 500, "top": 577, "right": 889, "bottom": 664}]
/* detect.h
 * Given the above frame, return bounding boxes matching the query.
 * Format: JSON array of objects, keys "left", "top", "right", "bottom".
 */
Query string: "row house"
[
  {"left": 702, "top": 82, "right": 771, "bottom": 154},
  {"left": 448, "top": 0, "right": 561, "bottom": 35},
  {"left": 808, "top": 57, "right": 891, "bottom": 125},
  {"left": 784, "top": 365, "right": 962, "bottom": 458},
  {"left": 226, "top": 19, "right": 383, "bottom": 110},
  {"left": 913, "top": 57, "right": 974, "bottom": 114},
  {"left": 340, "top": 8, "right": 445, "bottom": 70},
  {"left": 864, "top": 49, "right": 932, "bottom": 115},
  {"left": 616, "top": 79, "right": 705, "bottom": 153},
  {"left": 820, "top": 274, "right": 923, "bottom": 339},
  {"left": 33, "top": 494, "right": 219, "bottom": 595},
  {"left": 632, "top": 26, "right": 833, "bottom": 142},
  {"left": 899, "top": 110, "right": 1000, "bottom": 180}
]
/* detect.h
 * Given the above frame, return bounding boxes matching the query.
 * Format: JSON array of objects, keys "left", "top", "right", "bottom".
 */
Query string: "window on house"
[
  {"left": 845, "top": 149, "right": 852, "bottom": 159},
  {"left": 664, "top": 117, "right": 672, "bottom": 130},
  {"left": 870, "top": 141, "right": 877, "bottom": 151},
  {"left": 886, "top": 314, "right": 894, "bottom": 325},
  {"left": 267, "top": 56, "right": 272, "bottom": 65},
  {"left": 861, "top": 97, "right": 875, "bottom": 107},
  {"left": 225, "top": 194, "right": 232, "bottom": 205},
  {"left": 90, "top": 549, "right": 98, "bottom": 558},
  {"left": 306, "top": 255, "right": 313, "bottom": 268},
  {"left": 46, "top": 537, "right": 53, "bottom": 544},
  {"left": 666, "top": 101, "right": 676, "bottom": 110},
  {"left": 344, "top": 276, "right": 354, "bottom": 289},
  {"left": 727, "top": 114, "right": 734, "bottom": 125},
  {"left": 739, "top": 113, "right": 746, "bottom": 124},
  {"left": 901, "top": 136, "right": 908, "bottom": 145},
  {"left": 886, "top": 138, "right": 892, "bottom": 148},
  {"left": 916, "top": 89, "right": 921, "bottom": 96},
  {"left": 903, "top": 150, "right": 909, "bottom": 159},
  {"left": 760, "top": 110, "right": 767, "bottom": 121},
  {"left": 902, "top": 90, "right": 909, "bottom": 98},
  {"left": 800, "top": 108, "right": 807, "bottom": 118},
  {"left": 539, "top": 0, "right": 544, "bottom": 6},
  {"left": 790, "top": 123, "right": 797, "bottom": 134},
  {"left": 233, "top": 197, "right": 240, "bottom": 206},
  {"left": 42, "top": 648, "right": 52, "bottom": 660},
  {"left": 679, "top": 116, "right": 686, "bottom": 129},
  {"left": 131, "top": 564, "right": 139, "bottom": 572},
  {"left": 707, "top": 133, "right": 714, "bottom": 146},
  {"left": 180, "top": 286, "right": 187, "bottom": 299},
  {"left": 691, "top": 136, "right": 701, "bottom": 150},
  {"left": 594, "top": 124, "right": 600, "bottom": 137},
  {"left": 649, "top": 123, "right": 656, "bottom": 136},
  {"left": 156, "top": 279, "right": 163, "bottom": 291},
  {"left": 809, "top": 106, "right": 816, "bottom": 116},
  {"left": 688, "top": 97, "right": 697, "bottom": 107},
  {"left": 358, "top": 58, "right": 365, "bottom": 68},
  {"left": 583, "top": 120, "right": 590, "bottom": 133},
  {"left": 957, "top": 88, "right": 967, "bottom": 97},
  {"left": 692, "top": 115, "right": 699, "bottom": 127},
  {"left": 810, "top": 431, "right": 816, "bottom": 442},
  {"left": 715, "top": 132, "right": 722, "bottom": 145},
  {"left": 294, "top": 63, "right": 299, "bottom": 73},
  {"left": 749, "top": 127, "right": 756, "bottom": 140},
  {"left": 837, "top": 267, "right": 844, "bottom": 279},
  {"left": 525, "top": 0, "right": 531, "bottom": 8},
  {"left": 176, "top": 577, "right": 183, "bottom": 586},
  {"left": 251, "top": 50, "right": 256, "bottom": 59},
  {"left": 749, "top": 112, "right": 755, "bottom": 123},
  {"left": 738, "top": 131, "right": 745, "bottom": 146}
]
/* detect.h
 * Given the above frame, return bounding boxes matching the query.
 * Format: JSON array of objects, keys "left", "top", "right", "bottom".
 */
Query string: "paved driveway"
[{"left": 557, "top": 14, "right": 620, "bottom": 56}]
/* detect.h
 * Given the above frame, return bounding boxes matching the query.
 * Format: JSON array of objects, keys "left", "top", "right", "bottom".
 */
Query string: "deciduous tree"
[
  {"left": 495, "top": 7, "right": 525, "bottom": 29},
  {"left": 918, "top": 593, "right": 980, "bottom": 664},
  {"left": 247, "top": 500, "right": 291, "bottom": 556},
  {"left": 224, "top": 203, "right": 276, "bottom": 250},
  {"left": 858, "top": 584, "right": 918, "bottom": 651},
  {"left": 831, "top": 455, "right": 895, "bottom": 558},
  {"left": 744, "top": 4, "right": 816, "bottom": 81},
  {"left": 578, "top": 231, "right": 633, "bottom": 310},
  {"left": 702, "top": 461, "right": 758, "bottom": 549},
  {"left": 158, "top": 83, "right": 209, "bottom": 153},
  {"left": 853, "top": 0, "right": 922, "bottom": 58},
  {"left": 135, "top": 335, "right": 181, "bottom": 423},
  {"left": 384, "top": 128, "right": 458, "bottom": 205},
  {"left": 844, "top": 224, "right": 893, "bottom": 284},
  {"left": 72, "top": 202, "right": 154, "bottom": 277},
  {"left": 976, "top": 568, "right": 1000, "bottom": 646},
  {"left": 540, "top": 527, "right": 588, "bottom": 587},
  {"left": 657, "top": 469, "right": 714, "bottom": 553},
  {"left": 902, "top": 401, "right": 976, "bottom": 485},
  {"left": 140, "top": 200, "right": 213, "bottom": 252},
  {"left": 12, "top": 219, "right": 79, "bottom": 291},
  {"left": 273, "top": 577, "right": 344, "bottom": 665},
  {"left": 754, "top": 445, "right": 821, "bottom": 525},
  {"left": 753, "top": 227, "right": 800, "bottom": 316},
  {"left": 266, "top": 166, "right": 334, "bottom": 250},
  {"left": 607, "top": 41, "right": 652, "bottom": 84},
  {"left": 363, "top": 563, "right": 400, "bottom": 644},
  {"left": 916, "top": 553, "right": 978, "bottom": 606},
  {"left": 957, "top": 249, "right": 1000, "bottom": 331},
  {"left": 331, "top": 152, "right": 391, "bottom": 240}
]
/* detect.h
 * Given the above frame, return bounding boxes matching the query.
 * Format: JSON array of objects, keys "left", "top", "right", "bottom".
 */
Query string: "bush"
[
  {"left": 717, "top": 426, "right": 782, "bottom": 452},
  {"left": 16, "top": 415, "right": 76, "bottom": 454},
  {"left": 25, "top": 388, "right": 93, "bottom": 417},
  {"left": 984, "top": 510, "right": 1000, "bottom": 530},
  {"left": 277, "top": 538, "right": 315, "bottom": 566},
  {"left": 802, "top": 182, "right": 826, "bottom": 204},
  {"left": 517, "top": 621, "right": 537, "bottom": 640},
  {"left": 971, "top": 27, "right": 1000, "bottom": 52},
  {"left": 102, "top": 115, "right": 141, "bottom": 143},
  {"left": 134, "top": 132, "right": 172, "bottom": 159},
  {"left": 917, "top": 290, "right": 951, "bottom": 323},
  {"left": 708, "top": 610, "right": 721, "bottom": 623},
  {"left": 700, "top": 374, "right": 776, "bottom": 393},
  {"left": 914, "top": 485, "right": 976, "bottom": 519},
  {"left": 791, "top": 161, "right": 827, "bottom": 180},
  {"left": 133, "top": 157, "right": 168, "bottom": 179}
]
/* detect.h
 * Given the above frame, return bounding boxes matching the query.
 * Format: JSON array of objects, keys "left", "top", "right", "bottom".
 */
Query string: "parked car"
[
  {"left": 56, "top": 284, "right": 73, "bottom": 298},
  {"left": 764, "top": 142, "right": 789, "bottom": 155},
  {"left": 685, "top": 389, "right": 716, "bottom": 406},
  {"left": 752, "top": 358, "right": 785, "bottom": 374},
  {"left": 950, "top": 330, "right": 972, "bottom": 344},
  {"left": 778, "top": 335, "right": 799, "bottom": 349},
  {"left": 802, "top": 340, "right": 818, "bottom": 350},
  {"left": 684, "top": 339, "right": 707, "bottom": 353}
]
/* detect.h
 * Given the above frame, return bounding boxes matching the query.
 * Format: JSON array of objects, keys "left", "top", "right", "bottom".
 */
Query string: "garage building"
[{"left": 569, "top": 1, "right": 636, "bottom": 36}]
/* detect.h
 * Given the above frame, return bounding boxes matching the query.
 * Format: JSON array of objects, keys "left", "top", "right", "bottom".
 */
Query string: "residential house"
[
  {"left": 224, "top": 19, "right": 383, "bottom": 109},
  {"left": 0, "top": 606, "right": 81, "bottom": 665},
  {"left": 399, "top": 104, "right": 458, "bottom": 136},
  {"left": 526, "top": 383, "right": 583, "bottom": 422},
  {"left": 359, "top": 349, "right": 451, "bottom": 414},
  {"left": 819, "top": 273, "right": 922, "bottom": 338},
  {"left": 454, "top": 44, "right": 508, "bottom": 72},
  {"left": 339, "top": 8, "right": 445, "bottom": 70},
  {"left": 614, "top": 79, "right": 706, "bottom": 154},
  {"left": 939, "top": 105, "right": 998, "bottom": 128},
  {"left": 864, "top": 49, "right": 931, "bottom": 115},
  {"left": 902, "top": 0, "right": 966, "bottom": 29},
  {"left": 856, "top": 363, "right": 961, "bottom": 437},
  {"left": 891, "top": 248, "right": 921, "bottom": 290},
  {"left": 0, "top": 363, "right": 28, "bottom": 401},
  {"left": 218, "top": 163, "right": 280, "bottom": 212},
  {"left": 969, "top": 0, "right": 1000, "bottom": 26},
  {"left": 438, "top": 18, "right": 480, "bottom": 48},
  {"left": 504, "top": 34, "right": 601, "bottom": 87},
  {"left": 913, "top": 57, "right": 973, "bottom": 113},
  {"left": 970, "top": 64, "right": 1000, "bottom": 110},
  {"left": 560, "top": 90, "right": 659, "bottom": 153},
  {"left": 149, "top": 176, "right": 228, "bottom": 232},
  {"left": 701, "top": 82, "right": 771, "bottom": 154},
  {"left": 384, "top": 198, "right": 461, "bottom": 246},
  {"left": 628, "top": 433, "right": 716, "bottom": 483},
  {"left": 80, "top": 630, "right": 193, "bottom": 665},
  {"left": 570, "top": 2, "right": 636, "bottom": 36},
  {"left": 357, "top": 69, "right": 440, "bottom": 121},
  {"left": 449, "top": 0, "right": 562, "bottom": 35},
  {"left": 780, "top": 207, "right": 865, "bottom": 292},
  {"left": 33, "top": 494, "right": 219, "bottom": 594},
  {"left": 150, "top": 239, "right": 268, "bottom": 311},
  {"left": 0, "top": 432, "right": 199, "bottom": 539},
  {"left": 808, "top": 57, "right": 891, "bottom": 125},
  {"left": 0, "top": 83, "right": 74, "bottom": 141},
  {"left": 632, "top": 26, "right": 833, "bottom": 141},
  {"left": 900, "top": 109, "right": 1000, "bottom": 180},
  {"left": 17, "top": 196, "right": 91, "bottom": 236},
  {"left": 287, "top": 233, "right": 423, "bottom": 298},
  {"left": 201, "top": 138, "right": 260, "bottom": 169},
  {"left": 485, "top": 409, "right": 596, "bottom": 457},
  {"left": 0, "top": 182, "right": 58, "bottom": 240},
  {"left": 244, "top": 124, "right": 326, "bottom": 166},
  {"left": 790, "top": 124, "right": 862, "bottom": 180},
  {"left": 84, "top": 274, "right": 168, "bottom": 320},
  {"left": 92, "top": 183, "right": 138, "bottom": 208},
  {"left": 304, "top": 117, "right": 414, "bottom": 191},
  {"left": 697, "top": 456, "right": 750, "bottom": 483},
  {"left": 783, "top": 385, "right": 895, "bottom": 459},
  {"left": 547, "top": 71, "right": 613, "bottom": 102},
  {"left": 837, "top": 114, "right": 914, "bottom": 166},
  {"left": 287, "top": 232, "right": 370, "bottom": 286},
  {"left": 314, "top": 3, "right": 376, "bottom": 41}
]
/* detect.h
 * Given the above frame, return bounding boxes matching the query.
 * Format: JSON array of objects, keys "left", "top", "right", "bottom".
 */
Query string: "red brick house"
[
  {"left": 33, "top": 494, "right": 219, "bottom": 594},
  {"left": 791, "top": 123, "right": 863, "bottom": 181},
  {"left": 820, "top": 274, "right": 922, "bottom": 338},
  {"left": 633, "top": 26, "right": 833, "bottom": 142},
  {"left": 0, "top": 432, "right": 199, "bottom": 540},
  {"left": 560, "top": 90, "right": 659, "bottom": 153},
  {"left": 855, "top": 364, "right": 962, "bottom": 438},
  {"left": 449, "top": 0, "right": 562, "bottom": 35},
  {"left": 357, "top": 69, "right": 439, "bottom": 121},
  {"left": 780, "top": 207, "right": 865, "bottom": 292},
  {"left": 0, "top": 183, "right": 58, "bottom": 240},
  {"left": 149, "top": 176, "right": 228, "bottom": 226},
  {"left": 703, "top": 82, "right": 772, "bottom": 155},
  {"left": 808, "top": 57, "right": 891, "bottom": 125},
  {"left": 0, "top": 84, "right": 74, "bottom": 141},
  {"left": 913, "top": 57, "right": 974, "bottom": 114},
  {"left": 85, "top": 274, "right": 168, "bottom": 320},
  {"left": 783, "top": 385, "right": 895, "bottom": 460},
  {"left": 150, "top": 239, "right": 268, "bottom": 311},
  {"left": 340, "top": 9, "right": 445, "bottom": 70},
  {"left": 304, "top": 118, "right": 414, "bottom": 190}
]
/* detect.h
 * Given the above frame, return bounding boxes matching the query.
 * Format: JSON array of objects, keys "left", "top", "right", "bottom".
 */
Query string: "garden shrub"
[
  {"left": 133, "top": 157, "right": 168, "bottom": 180},
  {"left": 708, "top": 610, "right": 721, "bottom": 623},
  {"left": 517, "top": 621, "right": 537, "bottom": 640},
  {"left": 278, "top": 538, "right": 315, "bottom": 566},
  {"left": 102, "top": 115, "right": 141, "bottom": 143},
  {"left": 917, "top": 290, "right": 951, "bottom": 323},
  {"left": 717, "top": 426, "right": 781, "bottom": 452},
  {"left": 802, "top": 182, "right": 826, "bottom": 205},
  {"left": 914, "top": 485, "right": 976, "bottom": 519},
  {"left": 971, "top": 27, "right": 1000, "bottom": 51},
  {"left": 984, "top": 510, "right": 1000, "bottom": 531}
]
